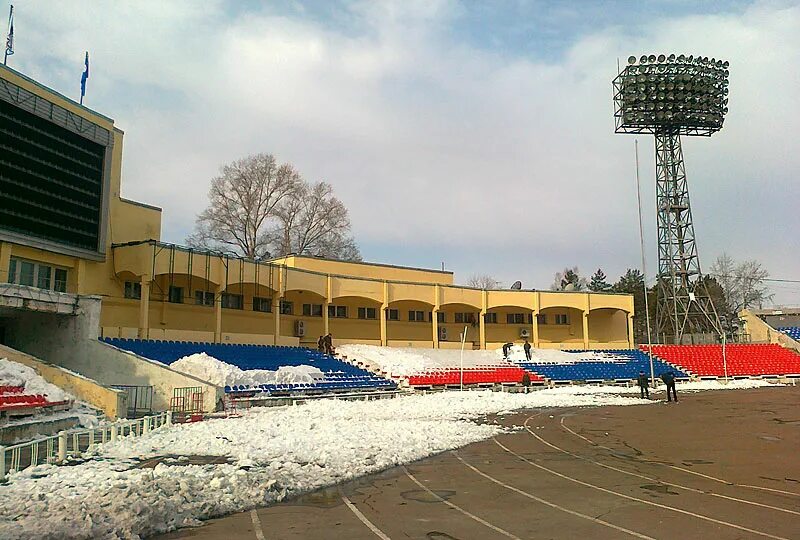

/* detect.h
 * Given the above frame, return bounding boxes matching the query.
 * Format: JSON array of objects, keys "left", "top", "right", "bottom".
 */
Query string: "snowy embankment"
[
  {"left": 338, "top": 344, "right": 634, "bottom": 377},
  {"left": 169, "top": 353, "right": 324, "bottom": 387},
  {"left": 0, "top": 380, "right": 778, "bottom": 540}
]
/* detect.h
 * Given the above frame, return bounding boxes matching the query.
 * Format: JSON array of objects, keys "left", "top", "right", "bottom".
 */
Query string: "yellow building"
[{"left": 0, "top": 64, "right": 634, "bottom": 351}]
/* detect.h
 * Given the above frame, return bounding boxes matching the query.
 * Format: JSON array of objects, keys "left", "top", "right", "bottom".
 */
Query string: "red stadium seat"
[{"left": 642, "top": 344, "right": 800, "bottom": 377}]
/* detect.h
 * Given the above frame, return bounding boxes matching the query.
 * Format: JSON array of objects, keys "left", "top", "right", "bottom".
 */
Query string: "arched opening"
[
  {"left": 328, "top": 295, "right": 383, "bottom": 346},
  {"left": 220, "top": 282, "right": 277, "bottom": 341},
  {"left": 438, "top": 303, "right": 481, "bottom": 349},
  {"left": 538, "top": 306, "right": 586, "bottom": 349},
  {"left": 587, "top": 308, "right": 630, "bottom": 347},
  {"left": 484, "top": 305, "right": 534, "bottom": 349},
  {"left": 386, "top": 299, "right": 434, "bottom": 347},
  {"left": 284, "top": 289, "right": 326, "bottom": 346}
]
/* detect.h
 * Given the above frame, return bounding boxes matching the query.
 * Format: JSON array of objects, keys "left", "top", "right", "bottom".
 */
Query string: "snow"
[
  {"left": 338, "top": 344, "right": 633, "bottom": 377},
  {"left": 169, "top": 353, "right": 324, "bottom": 387},
  {"left": 0, "top": 379, "right": 784, "bottom": 540},
  {"left": 0, "top": 358, "right": 71, "bottom": 402}
]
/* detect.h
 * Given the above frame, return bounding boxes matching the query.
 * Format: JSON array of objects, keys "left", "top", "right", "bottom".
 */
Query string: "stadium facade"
[{"left": 0, "top": 65, "right": 635, "bottom": 351}]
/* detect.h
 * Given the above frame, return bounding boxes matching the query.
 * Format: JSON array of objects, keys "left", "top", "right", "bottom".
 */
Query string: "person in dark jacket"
[
  {"left": 523, "top": 340, "right": 532, "bottom": 361},
  {"left": 502, "top": 342, "right": 513, "bottom": 359},
  {"left": 323, "top": 333, "right": 333, "bottom": 355},
  {"left": 637, "top": 371, "right": 649, "bottom": 399},
  {"left": 317, "top": 335, "right": 325, "bottom": 353},
  {"left": 660, "top": 371, "right": 678, "bottom": 402}
]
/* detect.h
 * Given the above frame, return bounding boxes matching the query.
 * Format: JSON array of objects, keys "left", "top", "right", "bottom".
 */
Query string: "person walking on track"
[{"left": 660, "top": 371, "right": 678, "bottom": 402}]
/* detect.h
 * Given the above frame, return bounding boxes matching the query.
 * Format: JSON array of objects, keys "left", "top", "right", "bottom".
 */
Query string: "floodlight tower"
[{"left": 613, "top": 53, "right": 730, "bottom": 343}]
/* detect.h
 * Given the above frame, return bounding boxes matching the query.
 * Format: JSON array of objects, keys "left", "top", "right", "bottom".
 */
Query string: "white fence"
[{"left": 0, "top": 411, "right": 171, "bottom": 480}]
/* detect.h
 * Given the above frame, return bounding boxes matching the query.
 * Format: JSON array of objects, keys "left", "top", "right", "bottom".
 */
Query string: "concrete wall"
[
  {"left": 0, "top": 343, "right": 127, "bottom": 419},
  {"left": 3, "top": 296, "right": 220, "bottom": 412},
  {"left": 740, "top": 309, "right": 800, "bottom": 352}
]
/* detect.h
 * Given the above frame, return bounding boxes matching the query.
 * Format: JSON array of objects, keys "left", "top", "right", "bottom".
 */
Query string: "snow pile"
[
  {"left": 0, "top": 358, "right": 71, "bottom": 402},
  {"left": 0, "top": 381, "right": 784, "bottom": 539},
  {"left": 169, "top": 353, "right": 324, "bottom": 387}
]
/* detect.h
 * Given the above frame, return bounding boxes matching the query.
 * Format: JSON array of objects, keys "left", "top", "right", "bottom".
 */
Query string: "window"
[
  {"left": 386, "top": 308, "right": 399, "bottom": 321},
  {"left": 168, "top": 286, "right": 184, "bottom": 304},
  {"left": 536, "top": 313, "right": 547, "bottom": 325},
  {"left": 280, "top": 300, "right": 294, "bottom": 315},
  {"left": 221, "top": 293, "right": 243, "bottom": 310},
  {"left": 327, "top": 305, "right": 348, "bottom": 318},
  {"left": 253, "top": 296, "right": 272, "bottom": 313},
  {"left": 437, "top": 312, "right": 446, "bottom": 323},
  {"left": 408, "top": 310, "right": 425, "bottom": 322},
  {"left": 358, "top": 307, "right": 377, "bottom": 320},
  {"left": 484, "top": 312, "right": 498, "bottom": 324},
  {"left": 303, "top": 303, "right": 323, "bottom": 317},
  {"left": 7, "top": 258, "right": 68, "bottom": 292},
  {"left": 555, "top": 313, "right": 569, "bottom": 325},
  {"left": 125, "top": 281, "right": 142, "bottom": 300},
  {"left": 37, "top": 266, "right": 51, "bottom": 290},
  {"left": 454, "top": 312, "right": 476, "bottom": 324},
  {"left": 195, "top": 290, "right": 214, "bottom": 306},
  {"left": 53, "top": 269, "right": 67, "bottom": 293}
]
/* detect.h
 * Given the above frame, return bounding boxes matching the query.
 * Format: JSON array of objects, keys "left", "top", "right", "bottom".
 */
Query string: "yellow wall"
[{"left": 277, "top": 255, "right": 454, "bottom": 285}]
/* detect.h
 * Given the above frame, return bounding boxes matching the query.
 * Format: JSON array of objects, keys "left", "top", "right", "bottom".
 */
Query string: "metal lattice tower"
[{"left": 654, "top": 131, "right": 722, "bottom": 342}]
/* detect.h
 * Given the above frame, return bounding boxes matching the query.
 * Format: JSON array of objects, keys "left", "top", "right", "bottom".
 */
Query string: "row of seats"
[
  {"left": 0, "top": 393, "right": 52, "bottom": 411},
  {"left": 778, "top": 327, "right": 800, "bottom": 341},
  {"left": 102, "top": 338, "right": 396, "bottom": 394},
  {"left": 407, "top": 367, "right": 542, "bottom": 386},
  {"left": 514, "top": 350, "right": 687, "bottom": 382},
  {"left": 226, "top": 378, "right": 396, "bottom": 394},
  {"left": 645, "top": 344, "right": 800, "bottom": 377}
]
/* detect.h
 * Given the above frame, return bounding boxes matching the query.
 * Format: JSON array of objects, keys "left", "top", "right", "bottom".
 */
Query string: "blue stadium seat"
[{"left": 515, "top": 349, "right": 687, "bottom": 382}]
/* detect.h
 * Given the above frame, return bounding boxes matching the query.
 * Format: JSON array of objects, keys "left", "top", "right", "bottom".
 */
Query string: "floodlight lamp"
[
  {"left": 628, "top": 55, "right": 637, "bottom": 65},
  {"left": 648, "top": 54, "right": 656, "bottom": 63},
  {"left": 678, "top": 54, "right": 686, "bottom": 62},
  {"left": 658, "top": 54, "right": 666, "bottom": 63},
  {"left": 640, "top": 55, "right": 648, "bottom": 64},
  {"left": 668, "top": 54, "right": 676, "bottom": 62},
  {"left": 687, "top": 55, "right": 694, "bottom": 62},
  {"left": 723, "top": 60, "right": 729, "bottom": 68}
]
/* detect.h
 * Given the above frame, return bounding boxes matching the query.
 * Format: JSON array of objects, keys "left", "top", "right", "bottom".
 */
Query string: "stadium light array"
[{"left": 614, "top": 53, "right": 730, "bottom": 136}]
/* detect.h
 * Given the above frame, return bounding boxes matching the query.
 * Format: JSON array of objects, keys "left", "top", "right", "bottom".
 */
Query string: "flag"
[
  {"left": 80, "top": 51, "right": 89, "bottom": 104},
  {"left": 3, "top": 5, "right": 13, "bottom": 64}
]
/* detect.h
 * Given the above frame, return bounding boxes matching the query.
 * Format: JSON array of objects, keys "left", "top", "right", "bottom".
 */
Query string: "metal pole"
[
  {"left": 722, "top": 329, "right": 728, "bottom": 381},
  {"left": 3, "top": 5, "right": 11, "bottom": 66},
  {"left": 460, "top": 325, "right": 468, "bottom": 391},
  {"left": 635, "top": 139, "right": 656, "bottom": 388}
]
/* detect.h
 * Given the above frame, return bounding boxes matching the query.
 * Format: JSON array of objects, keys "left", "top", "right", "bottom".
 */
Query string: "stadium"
[{"left": 1, "top": 31, "right": 800, "bottom": 540}]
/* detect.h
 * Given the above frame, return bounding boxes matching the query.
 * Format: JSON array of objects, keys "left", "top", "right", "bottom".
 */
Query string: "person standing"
[
  {"left": 523, "top": 340, "right": 532, "bottom": 361},
  {"left": 660, "top": 371, "right": 678, "bottom": 402},
  {"left": 323, "top": 333, "right": 333, "bottom": 355},
  {"left": 317, "top": 335, "right": 325, "bottom": 353},
  {"left": 637, "top": 370, "right": 650, "bottom": 399}
]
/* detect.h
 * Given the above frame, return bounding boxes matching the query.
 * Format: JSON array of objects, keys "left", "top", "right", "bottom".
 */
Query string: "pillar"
[
  {"left": 324, "top": 276, "right": 332, "bottom": 336},
  {"left": 628, "top": 314, "right": 635, "bottom": 348},
  {"left": 531, "top": 311, "right": 539, "bottom": 349},
  {"left": 582, "top": 312, "right": 590, "bottom": 350},
  {"left": 273, "top": 296, "right": 281, "bottom": 346},
  {"left": 380, "top": 282, "right": 388, "bottom": 346},
  {"left": 138, "top": 275, "right": 150, "bottom": 339},
  {"left": 479, "top": 290, "right": 487, "bottom": 349},
  {"left": 214, "top": 284, "right": 223, "bottom": 343},
  {"left": 0, "top": 242, "right": 11, "bottom": 283},
  {"left": 432, "top": 285, "right": 440, "bottom": 348}
]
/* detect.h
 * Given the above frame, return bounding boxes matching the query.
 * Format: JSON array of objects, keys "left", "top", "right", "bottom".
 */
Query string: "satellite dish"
[
  {"left": 510, "top": 281, "right": 522, "bottom": 290},
  {"left": 563, "top": 283, "right": 576, "bottom": 292}
]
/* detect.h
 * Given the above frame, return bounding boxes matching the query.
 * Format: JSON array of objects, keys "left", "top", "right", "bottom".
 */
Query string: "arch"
[
  {"left": 386, "top": 299, "right": 435, "bottom": 347},
  {"left": 538, "top": 306, "right": 586, "bottom": 347},
  {"left": 324, "top": 295, "right": 383, "bottom": 346},
  {"left": 587, "top": 307, "right": 630, "bottom": 347},
  {"left": 484, "top": 305, "right": 535, "bottom": 347},
  {"left": 438, "top": 302, "right": 481, "bottom": 348}
]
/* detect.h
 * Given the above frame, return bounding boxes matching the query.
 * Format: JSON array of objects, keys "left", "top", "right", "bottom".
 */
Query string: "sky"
[{"left": 7, "top": 0, "right": 800, "bottom": 304}]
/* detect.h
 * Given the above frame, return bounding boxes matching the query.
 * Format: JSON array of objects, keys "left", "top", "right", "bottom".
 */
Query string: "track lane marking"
[
  {"left": 250, "top": 509, "right": 266, "bottom": 540},
  {"left": 494, "top": 433, "right": 789, "bottom": 540},
  {"left": 339, "top": 488, "right": 392, "bottom": 540},
  {"left": 559, "top": 416, "right": 800, "bottom": 501},
  {"left": 451, "top": 451, "right": 656, "bottom": 540},
  {"left": 401, "top": 465, "right": 521, "bottom": 540}
]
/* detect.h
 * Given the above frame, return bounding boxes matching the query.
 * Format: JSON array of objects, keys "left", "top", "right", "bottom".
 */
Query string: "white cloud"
[{"left": 10, "top": 1, "right": 800, "bottom": 301}]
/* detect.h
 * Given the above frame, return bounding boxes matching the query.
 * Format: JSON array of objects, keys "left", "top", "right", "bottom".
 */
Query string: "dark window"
[
  {"left": 8, "top": 259, "right": 16, "bottom": 283},
  {"left": 506, "top": 313, "right": 525, "bottom": 324},
  {"left": 195, "top": 290, "right": 214, "bottom": 306},
  {"left": 484, "top": 312, "right": 498, "bottom": 324},
  {"left": 168, "top": 286, "right": 183, "bottom": 304},
  {"left": 409, "top": 310, "right": 425, "bottom": 322},
  {"left": 358, "top": 307, "right": 377, "bottom": 319},
  {"left": 221, "top": 293, "right": 243, "bottom": 310},
  {"left": 125, "top": 281, "right": 142, "bottom": 300},
  {"left": 437, "top": 312, "right": 446, "bottom": 323},
  {"left": 336, "top": 306, "right": 348, "bottom": 318},
  {"left": 303, "top": 303, "right": 323, "bottom": 317},
  {"left": 37, "top": 265, "right": 51, "bottom": 290},
  {"left": 386, "top": 308, "right": 399, "bottom": 321},
  {"left": 528, "top": 313, "right": 533, "bottom": 324},
  {"left": 19, "top": 261, "right": 35, "bottom": 287},
  {"left": 280, "top": 300, "right": 293, "bottom": 315},
  {"left": 536, "top": 313, "right": 547, "bottom": 325},
  {"left": 53, "top": 268, "right": 68, "bottom": 293},
  {"left": 253, "top": 296, "right": 272, "bottom": 312},
  {"left": 555, "top": 313, "right": 569, "bottom": 325}
]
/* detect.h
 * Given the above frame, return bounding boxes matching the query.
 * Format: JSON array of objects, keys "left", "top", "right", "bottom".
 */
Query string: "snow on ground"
[
  {"left": 170, "top": 353, "right": 324, "bottom": 387},
  {"left": 0, "top": 379, "right": 782, "bottom": 540},
  {"left": 0, "top": 358, "right": 71, "bottom": 401},
  {"left": 338, "top": 344, "right": 634, "bottom": 377}
]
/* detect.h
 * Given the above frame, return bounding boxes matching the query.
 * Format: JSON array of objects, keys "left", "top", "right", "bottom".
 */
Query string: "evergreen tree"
[
  {"left": 588, "top": 268, "right": 611, "bottom": 292},
  {"left": 613, "top": 268, "right": 654, "bottom": 344}
]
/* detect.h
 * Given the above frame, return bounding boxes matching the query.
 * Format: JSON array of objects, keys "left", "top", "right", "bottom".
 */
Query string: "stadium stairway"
[
  {"left": 100, "top": 338, "right": 396, "bottom": 396},
  {"left": 644, "top": 343, "right": 800, "bottom": 378},
  {"left": 514, "top": 349, "right": 687, "bottom": 383}
]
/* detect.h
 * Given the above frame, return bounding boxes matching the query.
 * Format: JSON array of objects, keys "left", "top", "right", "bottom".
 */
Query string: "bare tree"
[
  {"left": 276, "top": 182, "right": 361, "bottom": 261},
  {"left": 550, "top": 267, "right": 587, "bottom": 291},
  {"left": 709, "top": 253, "right": 773, "bottom": 315},
  {"left": 466, "top": 274, "right": 502, "bottom": 289},
  {"left": 188, "top": 153, "right": 361, "bottom": 261}
]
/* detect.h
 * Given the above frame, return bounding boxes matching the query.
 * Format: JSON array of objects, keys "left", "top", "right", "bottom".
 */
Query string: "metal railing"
[{"left": 0, "top": 411, "right": 171, "bottom": 480}]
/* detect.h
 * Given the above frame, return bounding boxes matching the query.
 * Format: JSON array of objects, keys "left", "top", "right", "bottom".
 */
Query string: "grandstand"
[
  {"left": 645, "top": 344, "right": 800, "bottom": 378},
  {"left": 515, "top": 349, "right": 687, "bottom": 383},
  {"left": 101, "top": 338, "right": 396, "bottom": 396},
  {"left": 0, "top": 385, "right": 70, "bottom": 419},
  {"left": 778, "top": 327, "right": 800, "bottom": 341}
]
